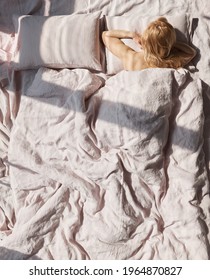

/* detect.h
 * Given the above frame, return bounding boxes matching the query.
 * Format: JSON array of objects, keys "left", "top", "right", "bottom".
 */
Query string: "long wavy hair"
[{"left": 142, "top": 17, "right": 181, "bottom": 69}]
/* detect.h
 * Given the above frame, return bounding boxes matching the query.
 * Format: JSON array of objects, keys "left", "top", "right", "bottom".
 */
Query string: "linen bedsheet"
[
  {"left": 1, "top": 0, "right": 210, "bottom": 260},
  {"left": 0, "top": 67, "right": 209, "bottom": 259}
]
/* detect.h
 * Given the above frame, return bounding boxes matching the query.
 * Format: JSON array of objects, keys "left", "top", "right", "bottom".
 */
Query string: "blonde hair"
[{"left": 142, "top": 17, "right": 181, "bottom": 69}]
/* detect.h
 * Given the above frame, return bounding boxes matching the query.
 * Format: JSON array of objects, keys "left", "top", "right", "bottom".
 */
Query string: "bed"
[{"left": 0, "top": 0, "right": 210, "bottom": 260}]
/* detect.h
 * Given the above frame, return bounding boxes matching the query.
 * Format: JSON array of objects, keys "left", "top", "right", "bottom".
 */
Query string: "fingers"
[{"left": 133, "top": 34, "right": 142, "bottom": 44}]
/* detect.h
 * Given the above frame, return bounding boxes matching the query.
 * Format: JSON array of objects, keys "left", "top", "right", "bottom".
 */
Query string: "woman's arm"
[
  {"left": 173, "top": 41, "right": 197, "bottom": 66},
  {"left": 102, "top": 30, "right": 137, "bottom": 60},
  {"left": 103, "top": 30, "right": 136, "bottom": 39}
]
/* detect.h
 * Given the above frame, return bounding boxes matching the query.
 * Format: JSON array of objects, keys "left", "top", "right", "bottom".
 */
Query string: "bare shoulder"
[{"left": 123, "top": 50, "right": 148, "bottom": 71}]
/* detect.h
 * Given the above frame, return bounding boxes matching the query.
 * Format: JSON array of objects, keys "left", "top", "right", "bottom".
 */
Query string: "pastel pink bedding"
[{"left": 0, "top": 0, "right": 210, "bottom": 260}]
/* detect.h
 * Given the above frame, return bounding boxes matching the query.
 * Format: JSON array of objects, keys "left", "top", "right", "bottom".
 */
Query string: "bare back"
[
  {"left": 121, "top": 45, "right": 196, "bottom": 71},
  {"left": 122, "top": 50, "right": 148, "bottom": 71}
]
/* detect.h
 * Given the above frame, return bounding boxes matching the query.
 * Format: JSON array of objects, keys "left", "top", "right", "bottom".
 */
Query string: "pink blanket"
[{"left": 0, "top": 67, "right": 208, "bottom": 259}]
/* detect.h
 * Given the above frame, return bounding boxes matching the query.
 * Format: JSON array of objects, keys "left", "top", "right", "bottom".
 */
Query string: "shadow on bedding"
[
  {"left": 0, "top": 247, "right": 41, "bottom": 260},
  {"left": 21, "top": 89, "right": 204, "bottom": 153},
  {"left": 0, "top": 0, "right": 77, "bottom": 34},
  {"left": 202, "top": 80, "right": 210, "bottom": 182}
]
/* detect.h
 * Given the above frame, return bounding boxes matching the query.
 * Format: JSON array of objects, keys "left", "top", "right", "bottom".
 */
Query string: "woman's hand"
[{"left": 133, "top": 33, "right": 142, "bottom": 46}]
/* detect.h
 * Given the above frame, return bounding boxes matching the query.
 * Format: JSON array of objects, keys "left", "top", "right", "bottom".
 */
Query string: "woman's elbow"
[
  {"left": 102, "top": 31, "right": 109, "bottom": 39},
  {"left": 102, "top": 31, "right": 106, "bottom": 42},
  {"left": 102, "top": 31, "right": 109, "bottom": 46}
]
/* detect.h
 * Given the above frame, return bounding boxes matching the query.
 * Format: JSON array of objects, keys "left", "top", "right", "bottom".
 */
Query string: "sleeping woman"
[{"left": 102, "top": 17, "right": 196, "bottom": 71}]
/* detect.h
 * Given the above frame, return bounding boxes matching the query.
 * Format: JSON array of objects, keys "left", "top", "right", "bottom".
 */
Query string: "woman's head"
[{"left": 141, "top": 17, "right": 176, "bottom": 67}]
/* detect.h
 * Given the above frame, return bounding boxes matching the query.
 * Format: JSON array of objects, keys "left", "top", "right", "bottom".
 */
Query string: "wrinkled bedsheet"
[
  {"left": 0, "top": 67, "right": 209, "bottom": 259},
  {"left": 0, "top": 0, "right": 210, "bottom": 260}
]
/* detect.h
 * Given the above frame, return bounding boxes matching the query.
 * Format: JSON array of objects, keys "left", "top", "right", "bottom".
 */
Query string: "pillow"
[
  {"left": 11, "top": 13, "right": 103, "bottom": 71},
  {"left": 105, "top": 14, "right": 189, "bottom": 74}
]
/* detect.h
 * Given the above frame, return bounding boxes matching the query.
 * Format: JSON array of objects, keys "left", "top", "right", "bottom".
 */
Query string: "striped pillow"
[{"left": 11, "top": 13, "right": 103, "bottom": 71}]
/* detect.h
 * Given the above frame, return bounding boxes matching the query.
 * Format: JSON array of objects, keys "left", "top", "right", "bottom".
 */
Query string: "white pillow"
[
  {"left": 105, "top": 14, "right": 189, "bottom": 74},
  {"left": 11, "top": 13, "right": 103, "bottom": 71}
]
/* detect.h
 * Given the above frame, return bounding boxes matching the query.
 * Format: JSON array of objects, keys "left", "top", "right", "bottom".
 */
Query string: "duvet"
[{"left": 0, "top": 67, "right": 209, "bottom": 259}]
